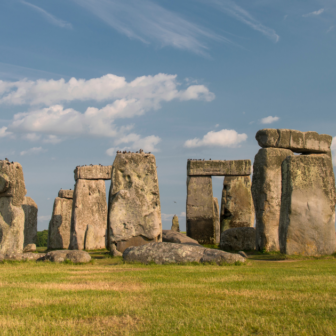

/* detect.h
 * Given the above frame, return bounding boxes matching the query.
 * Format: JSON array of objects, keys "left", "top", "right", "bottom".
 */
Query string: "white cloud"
[
  {"left": 204, "top": 0, "right": 279, "bottom": 42},
  {"left": 184, "top": 129, "right": 247, "bottom": 148},
  {"left": 215, "top": 124, "right": 219, "bottom": 128},
  {"left": 22, "top": 133, "right": 41, "bottom": 141},
  {"left": 161, "top": 212, "right": 186, "bottom": 221},
  {"left": 20, "top": 147, "right": 46, "bottom": 156},
  {"left": 0, "top": 127, "right": 12, "bottom": 138},
  {"left": 43, "top": 135, "right": 63, "bottom": 144},
  {"left": 303, "top": 8, "right": 324, "bottom": 17},
  {"left": 73, "top": 0, "right": 225, "bottom": 55},
  {"left": 38, "top": 215, "right": 50, "bottom": 221},
  {"left": 21, "top": 1, "right": 72, "bottom": 29},
  {"left": 261, "top": 116, "right": 279, "bottom": 124}
]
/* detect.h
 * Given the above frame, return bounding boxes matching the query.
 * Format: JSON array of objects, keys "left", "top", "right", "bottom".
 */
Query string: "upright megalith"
[
  {"left": 213, "top": 197, "right": 220, "bottom": 245},
  {"left": 171, "top": 215, "right": 180, "bottom": 232},
  {"left": 279, "top": 154, "right": 336, "bottom": 255},
  {"left": 252, "top": 148, "right": 293, "bottom": 251},
  {"left": 220, "top": 176, "right": 254, "bottom": 232},
  {"left": 0, "top": 160, "right": 26, "bottom": 254},
  {"left": 108, "top": 152, "right": 162, "bottom": 253},
  {"left": 22, "top": 196, "right": 38, "bottom": 246},
  {"left": 48, "top": 190, "right": 73, "bottom": 250},
  {"left": 70, "top": 180, "right": 107, "bottom": 250}
]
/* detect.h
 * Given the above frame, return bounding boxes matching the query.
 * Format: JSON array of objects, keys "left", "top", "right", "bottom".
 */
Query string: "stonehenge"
[
  {"left": 171, "top": 215, "right": 180, "bottom": 232},
  {"left": 22, "top": 196, "right": 38, "bottom": 247},
  {"left": 48, "top": 189, "right": 73, "bottom": 250},
  {"left": 219, "top": 227, "right": 256, "bottom": 251}
]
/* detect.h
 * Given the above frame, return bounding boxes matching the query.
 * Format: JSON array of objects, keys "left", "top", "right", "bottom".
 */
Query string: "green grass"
[{"left": 0, "top": 253, "right": 336, "bottom": 335}]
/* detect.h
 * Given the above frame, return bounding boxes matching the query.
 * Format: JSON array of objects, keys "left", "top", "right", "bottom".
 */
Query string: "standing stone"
[
  {"left": 0, "top": 161, "right": 26, "bottom": 254},
  {"left": 84, "top": 224, "right": 96, "bottom": 250},
  {"left": 70, "top": 180, "right": 107, "bottom": 250},
  {"left": 220, "top": 176, "right": 254, "bottom": 232},
  {"left": 213, "top": 197, "right": 220, "bottom": 245},
  {"left": 48, "top": 190, "right": 73, "bottom": 250},
  {"left": 186, "top": 176, "right": 215, "bottom": 244},
  {"left": 171, "top": 215, "right": 180, "bottom": 232},
  {"left": 22, "top": 196, "right": 38, "bottom": 246},
  {"left": 108, "top": 152, "right": 162, "bottom": 253},
  {"left": 220, "top": 227, "right": 256, "bottom": 251},
  {"left": 279, "top": 154, "right": 336, "bottom": 255},
  {"left": 252, "top": 148, "right": 293, "bottom": 251}
]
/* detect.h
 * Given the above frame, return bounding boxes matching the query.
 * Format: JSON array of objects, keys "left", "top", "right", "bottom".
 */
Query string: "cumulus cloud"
[
  {"left": 261, "top": 116, "right": 279, "bottom": 124},
  {"left": 184, "top": 129, "right": 247, "bottom": 148},
  {"left": 38, "top": 215, "right": 51, "bottom": 221},
  {"left": 303, "top": 8, "right": 324, "bottom": 17},
  {"left": 0, "top": 127, "right": 12, "bottom": 138},
  {"left": 161, "top": 212, "right": 186, "bottom": 221},
  {"left": 43, "top": 135, "right": 62, "bottom": 144},
  {"left": 22, "top": 133, "right": 41, "bottom": 141},
  {"left": 20, "top": 147, "right": 46, "bottom": 156}
]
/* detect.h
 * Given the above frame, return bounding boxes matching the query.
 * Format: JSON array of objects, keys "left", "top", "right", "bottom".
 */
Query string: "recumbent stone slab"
[
  {"left": 74, "top": 165, "right": 112, "bottom": 180},
  {"left": 22, "top": 196, "right": 38, "bottom": 246},
  {"left": 58, "top": 189, "right": 74, "bottom": 199},
  {"left": 279, "top": 154, "right": 336, "bottom": 256},
  {"left": 187, "top": 160, "right": 251, "bottom": 176},
  {"left": 162, "top": 230, "right": 200, "bottom": 245}
]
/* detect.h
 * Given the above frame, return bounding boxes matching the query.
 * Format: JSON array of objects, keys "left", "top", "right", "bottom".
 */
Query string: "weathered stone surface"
[
  {"left": 23, "top": 243, "right": 36, "bottom": 252},
  {"left": 213, "top": 197, "right": 220, "bottom": 244},
  {"left": 220, "top": 227, "right": 256, "bottom": 251},
  {"left": 186, "top": 176, "right": 215, "bottom": 244},
  {"left": 108, "top": 153, "right": 162, "bottom": 252},
  {"left": 279, "top": 154, "right": 336, "bottom": 255},
  {"left": 123, "top": 242, "right": 245, "bottom": 264},
  {"left": 0, "top": 197, "right": 25, "bottom": 254},
  {"left": 84, "top": 224, "right": 96, "bottom": 250},
  {"left": 110, "top": 244, "right": 122, "bottom": 257},
  {"left": 252, "top": 148, "right": 294, "bottom": 251},
  {"left": 22, "top": 196, "right": 38, "bottom": 246},
  {"left": 220, "top": 176, "right": 254, "bottom": 232},
  {"left": 48, "top": 197, "right": 72, "bottom": 250},
  {"left": 58, "top": 189, "right": 74, "bottom": 199},
  {"left": 4, "top": 252, "right": 45, "bottom": 261},
  {"left": 0, "top": 252, "right": 4, "bottom": 262},
  {"left": 41, "top": 250, "right": 91, "bottom": 263},
  {"left": 0, "top": 161, "right": 26, "bottom": 206},
  {"left": 74, "top": 165, "right": 112, "bottom": 180},
  {"left": 70, "top": 179, "right": 107, "bottom": 250},
  {"left": 256, "top": 129, "right": 332, "bottom": 153},
  {"left": 187, "top": 160, "right": 251, "bottom": 176},
  {"left": 171, "top": 215, "right": 180, "bottom": 232},
  {"left": 162, "top": 230, "right": 200, "bottom": 245}
]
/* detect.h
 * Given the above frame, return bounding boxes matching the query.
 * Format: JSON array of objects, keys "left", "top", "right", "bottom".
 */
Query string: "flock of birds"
[
  {"left": 116, "top": 149, "right": 152, "bottom": 154},
  {"left": 4, "top": 158, "right": 14, "bottom": 164},
  {"left": 188, "top": 159, "right": 211, "bottom": 161}
]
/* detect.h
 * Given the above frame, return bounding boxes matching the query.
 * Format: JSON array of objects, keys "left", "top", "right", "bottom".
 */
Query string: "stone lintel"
[
  {"left": 187, "top": 160, "right": 251, "bottom": 176},
  {"left": 58, "top": 189, "right": 74, "bottom": 199},
  {"left": 74, "top": 165, "right": 112, "bottom": 180}
]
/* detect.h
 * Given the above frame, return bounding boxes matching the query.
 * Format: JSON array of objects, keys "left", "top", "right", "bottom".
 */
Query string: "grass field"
[{"left": 0, "top": 251, "right": 336, "bottom": 335}]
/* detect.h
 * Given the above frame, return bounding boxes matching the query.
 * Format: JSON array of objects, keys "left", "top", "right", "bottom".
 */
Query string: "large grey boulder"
[
  {"left": 41, "top": 250, "right": 91, "bottom": 263},
  {"left": 4, "top": 252, "right": 45, "bottom": 261},
  {"left": 108, "top": 152, "right": 162, "bottom": 253},
  {"left": 279, "top": 154, "right": 336, "bottom": 255},
  {"left": 22, "top": 196, "right": 38, "bottom": 246},
  {"left": 162, "top": 230, "right": 200, "bottom": 245},
  {"left": 70, "top": 179, "right": 107, "bottom": 250},
  {"left": 256, "top": 129, "right": 332, "bottom": 153},
  {"left": 220, "top": 227, "right": 256, "bottom": 251},
  {"left": 220, "top": 176, "right": 254, "bottom": 232},
  {"left": 48, "top": 195, "right": 72, "bottom": 249},
  {"left": 186, "top": 176, "right": 215, "bottom": 244},
  {"left": 123, "top": 242, "right": 245, "bottom": 264},
  {"left": 252, "top": 148, "right": 293, "bottom": 251},
  {"left": 171, "top": 215, "right": 180, "bottom": 232},
  {"left": 23, "top": 243, "right": 36, "bottom": 252},
  {"left": 74, "top": 165, "right": 112, "bottom": 180}
]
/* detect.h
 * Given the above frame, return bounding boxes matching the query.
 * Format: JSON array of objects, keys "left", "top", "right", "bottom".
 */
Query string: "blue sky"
[{"left": 0, "top": 0, "right": 335, "bottom": 231}]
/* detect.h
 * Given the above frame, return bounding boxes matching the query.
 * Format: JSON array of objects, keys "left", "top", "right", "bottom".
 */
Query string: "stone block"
[
  {"left": 58, "top": 189, "right": 74, "bottom": 199},
  {"left": 279, "top": 154, "right": 336, "bottom": 255},
  {"left": 108, "top": 153, "right": 162, "bottom": 252},
  {"left": 219, "top": 227, "right": 256, "bottom": 251},
  {"left": 74, "top": 165, "right": 112, "bottom": 180},
  {"left": 162, "top": 230, "right": 200, "bottom": 245},
  {"left": 171, "top": 215, "right": 180, "bottom": 232},
  {"left": 70, "top": 179, "right": 107, "bottom": 250},
  {"left": 213, "top": 197, "right": 220, "bottom": 244},
  {"left": 187, "top": 160, "right": 251, "bottom": 176},
  {"left": 22, "top": 196, "right": 38, "bottom": 246},
  {"left": 220, "top": 176, "right": 254, "bottom": 232},
  {"left": 252, "top": 148, "right": 293, "bottom": 251},
  {"left": 256, "top": 129, "right": 332, "bottom": 153}
]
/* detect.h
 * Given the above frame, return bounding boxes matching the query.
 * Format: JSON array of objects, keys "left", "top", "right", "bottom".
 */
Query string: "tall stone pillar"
[{"left": 22, "top": 196, "right": 38, "bottom": 246}]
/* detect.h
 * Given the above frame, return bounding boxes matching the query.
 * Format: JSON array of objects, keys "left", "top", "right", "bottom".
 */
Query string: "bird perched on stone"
[{"left": 5, "top": 158, "right": 8, "bottom": 161}]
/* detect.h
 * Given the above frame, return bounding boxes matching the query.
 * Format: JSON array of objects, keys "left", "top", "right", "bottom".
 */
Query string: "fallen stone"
[
  {"left": 186, "top": 176, "right": 215, "bottom": 244},
  {"left": 162, "top": 230, "right": 200, "bottom": 245},
  {"left": 108, "top": 153, "right": 162, "bottom": 253},
  {"left": 123, "top": 242, "right": 245, "bottom": 264},
  {"left": 22, "top": 196, "right": 38, "bottom": 246},
  {"left": 48, "top": 197, "right": 72, "bottom": 250},
  {"left": 256, "top": 129, "right": 332, "bottom": 153},
  {"left": 220, "top": 176, "right": 254, "bottom": 232},
  {"left": 70, "top": 179, "right": 107, "bottom": 250},
  {"left": 187, "top": 160, "right": 251, "bottom": 176},
  {"left": 213, "top": 197, "right": 220, "bottom": 244},
  {"left": 41, "top": 250, "right": 91, "bottom": 263},
  {"left": 171, "top": 215, "right": 180, "bottom": 232},
  {"left": 252, "top": 148, "right": 293, "bottom": 251},
  {"left": 219, "top": 227, "right": 256, "bottom": 251},
  {"left": 23, "top": 243, "right": 36, "bottom": 252},
  {"left": 4, "top": 252, "right": 45, "bottom": 261},
  {"left": 58, "top": 189, "right": 74, "bottom": 199},
  {"left": 74, "top": 165, "right": 112, "bottom": 180},
  {"left": 279, "top": 154, "right": 336, "bottom": 255}
]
